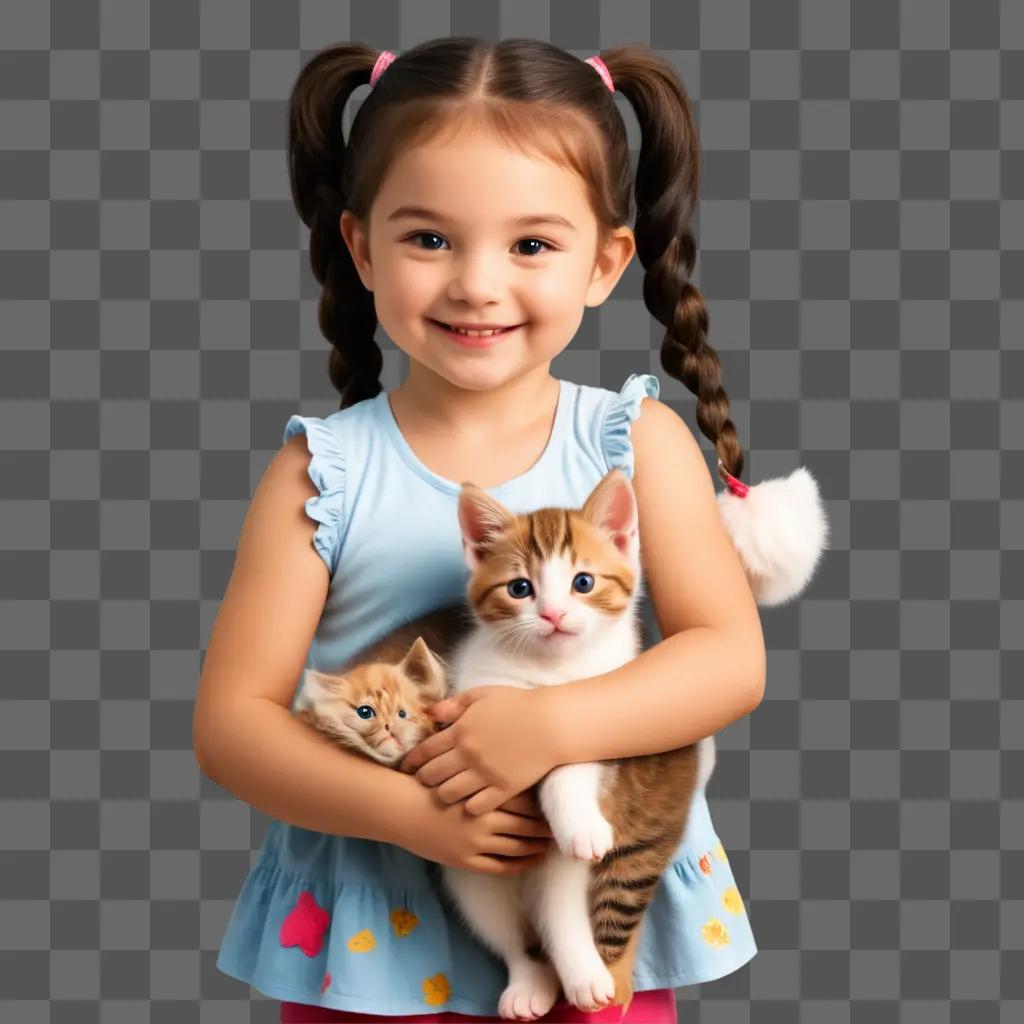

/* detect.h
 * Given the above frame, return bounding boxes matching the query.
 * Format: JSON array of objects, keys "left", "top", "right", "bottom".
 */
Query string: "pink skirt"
[{"left": 280, "top": 987, "right": 677, "bottom": 1023}]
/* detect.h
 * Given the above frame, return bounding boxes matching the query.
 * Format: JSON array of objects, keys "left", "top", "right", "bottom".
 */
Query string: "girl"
[{"left": 193, "top": 37, "right": 826, "bottom": 1024}]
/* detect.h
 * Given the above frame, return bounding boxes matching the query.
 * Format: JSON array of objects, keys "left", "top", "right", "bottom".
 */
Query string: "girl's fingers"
[
  {"left": 492, "top": 812, "right": 554, "bottom": 839},
  {"left": 414, "top": 747, "right": 464, "bottom": 787},
  {"left": 499, "top": 790, "right": 548, "bottom": 821},
  {"left": 435, "top": 769, "right": 484, "bottom": 805},
  {"left": 473, "top": 857, "right": 521, "bottom": 877},
  {"left": 484, "top": 835, "right": 553, "bottom": 858}
]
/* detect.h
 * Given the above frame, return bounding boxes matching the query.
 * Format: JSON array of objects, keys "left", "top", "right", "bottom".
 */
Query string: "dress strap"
[{"left": 602, "top": 373, "right": 660, "bottom": 479}]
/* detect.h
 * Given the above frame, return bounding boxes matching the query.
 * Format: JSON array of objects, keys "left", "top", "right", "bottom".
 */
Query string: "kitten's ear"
[
  {"left": 397, "top": 636, "right": 448, "bottom": 704},
  {"left": 299, "top": 668, "right": 344, "bottom": 709},
  {"left": 582, "top": 469, "right": 640, "bottom": 564},
  {"left": 457, "top": 483, "right": 514, "bottom": 572}
]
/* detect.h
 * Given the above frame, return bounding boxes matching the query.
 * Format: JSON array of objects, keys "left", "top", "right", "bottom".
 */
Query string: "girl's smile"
[{"left": 429, "top": 318, "right": 523, "bottom": 348}]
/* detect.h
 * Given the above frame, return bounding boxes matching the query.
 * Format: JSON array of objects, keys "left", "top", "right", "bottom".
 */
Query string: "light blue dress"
[{"left": 215, "top": 373, "right": 758, "bottom": 1016}]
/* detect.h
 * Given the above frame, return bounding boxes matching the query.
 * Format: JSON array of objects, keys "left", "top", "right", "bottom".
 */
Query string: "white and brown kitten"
[{"left": 438, "top": 468, "right": 716, "bottom": 1020}]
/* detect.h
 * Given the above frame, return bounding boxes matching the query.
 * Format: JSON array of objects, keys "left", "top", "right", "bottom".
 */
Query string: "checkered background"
[{"left": 1, "top": 0, "right": 1020, "bottom": 1021}]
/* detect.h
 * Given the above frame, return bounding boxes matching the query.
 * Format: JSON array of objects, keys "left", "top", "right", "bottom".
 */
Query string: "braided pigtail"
[
  {"left": 288, "top": 43, "right": 382, "bottom": 410},
  {"left": 599, "top": 45, "right": 744, "bottom": 484},
  {"left": 602, "top": 45, "right": 827, "bottom": 605}
]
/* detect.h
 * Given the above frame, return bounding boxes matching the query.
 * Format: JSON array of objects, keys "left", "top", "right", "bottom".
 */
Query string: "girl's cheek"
[
  {"left": 388, "top": 266, "right": 442, "bottom": 314},
  {"left": 528, "top": 274, "right": 579, "bottom": 309}
]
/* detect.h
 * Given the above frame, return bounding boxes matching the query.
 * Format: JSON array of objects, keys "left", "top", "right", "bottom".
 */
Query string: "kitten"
[
  {"left": 293, "top": 605, "right": 474, "bottom": 767},
  {"left": 439, "top": 468, "right": 716, "bottom": 1021}
]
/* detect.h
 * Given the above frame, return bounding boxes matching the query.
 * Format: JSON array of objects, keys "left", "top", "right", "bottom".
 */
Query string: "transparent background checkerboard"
[{"left": 1, "top": 1, "right": 1021, "bottom": 1022}]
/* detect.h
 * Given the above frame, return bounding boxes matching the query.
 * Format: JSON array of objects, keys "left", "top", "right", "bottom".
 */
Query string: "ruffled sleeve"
[
  {"left": 601, "top": 372, "right": 660, "bottom": 479},
  {"left": 282, "top": 415, "right": 346, "bottom": 576}
]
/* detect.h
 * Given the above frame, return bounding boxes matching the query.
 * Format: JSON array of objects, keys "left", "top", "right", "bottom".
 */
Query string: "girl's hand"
[
  {"left": 398, "top": 776, "right": 554, "bottom": 876},
  {"left": 398, "top": 685, "right": 561, "bottom": 816}
]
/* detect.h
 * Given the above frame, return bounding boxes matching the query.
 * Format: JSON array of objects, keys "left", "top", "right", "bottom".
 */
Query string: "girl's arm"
[
  {"left": 193, "top": 435, "right": 416, "bottom": 842},
  {"left": 545, "top": 396, "right": 767, "bottom": 764}
]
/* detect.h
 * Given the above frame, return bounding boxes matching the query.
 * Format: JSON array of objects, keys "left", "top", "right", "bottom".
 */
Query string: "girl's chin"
[{"left": 432, "top": 358, "right": 519, "bottom": 388}]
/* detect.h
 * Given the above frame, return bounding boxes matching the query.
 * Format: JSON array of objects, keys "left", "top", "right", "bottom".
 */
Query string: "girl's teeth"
[
  {"left": 449, "top": 325, "right": 507, "bottom": 337},
  {"left": 440, "top": 321, "right": 516, "bottom": 337}
]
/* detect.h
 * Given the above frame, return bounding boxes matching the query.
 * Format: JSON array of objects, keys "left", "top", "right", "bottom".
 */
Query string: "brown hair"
[{"left": 287, "top": 37, "right": 744, "bottom": 481}]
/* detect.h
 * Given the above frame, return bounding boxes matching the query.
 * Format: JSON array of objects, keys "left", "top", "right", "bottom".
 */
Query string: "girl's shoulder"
[
  {"left": 278, "top": 394, "right": 382, "bottom": 578},
  {"left": 570, "top": 372, "right": 661, "bottom": 482}
]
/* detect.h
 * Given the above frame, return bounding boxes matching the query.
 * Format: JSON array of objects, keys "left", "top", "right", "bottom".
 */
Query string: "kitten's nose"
[{"left": 540, "top": 609, "right": 566, "bottom": 626}]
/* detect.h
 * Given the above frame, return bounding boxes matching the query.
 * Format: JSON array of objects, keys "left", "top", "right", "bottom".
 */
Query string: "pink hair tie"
[
  {"left": 584, "top": 54, "right": 614, "bottom": 92},
  {"left": 717, "top": 459, "right": 749, "bottom": 498},
  {"left": 370, "top": 50, "right": 396, "bottom": 87}
]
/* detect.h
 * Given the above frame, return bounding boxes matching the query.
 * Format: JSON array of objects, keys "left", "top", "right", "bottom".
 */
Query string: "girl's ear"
[
  {"left": 584, "top": 225, "right": 636, "bottom": 309},
  {"left": 340, "top": 209, "right": 374, "bottom": 292}
]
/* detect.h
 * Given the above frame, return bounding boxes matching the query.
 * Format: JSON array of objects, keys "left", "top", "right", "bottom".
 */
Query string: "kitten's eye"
[
  {"left": 573, "top": 573, "right": 595, "bottom": 593},
  {"left": 507, "top": 578, "right": 533, "bottom": 599},
  {"left": 355, "top": 705, "right": 375, "bottom": 720},
  {"left": 398, "top": 709, "right": 407, "bottom": 719}
]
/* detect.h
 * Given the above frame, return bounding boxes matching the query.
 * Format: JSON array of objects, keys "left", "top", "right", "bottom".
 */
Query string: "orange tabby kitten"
[{"left": 293, "top": 605, "right": 474, "bottom": 767}]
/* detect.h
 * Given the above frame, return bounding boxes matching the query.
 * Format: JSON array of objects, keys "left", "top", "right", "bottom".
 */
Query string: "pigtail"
[
  {"left": 288, "top": 43, "right": 383, "bottom": 410},
  {"left": 600, "top": 46, "right": 744, "bottom": 484},
  {"left": 600, "top": 46, "right": 827, "bottom": 605}
]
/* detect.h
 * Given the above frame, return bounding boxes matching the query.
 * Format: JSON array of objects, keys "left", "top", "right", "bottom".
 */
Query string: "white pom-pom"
[{"left": 716, "top": 465, "right": 829, "bottom": 607}]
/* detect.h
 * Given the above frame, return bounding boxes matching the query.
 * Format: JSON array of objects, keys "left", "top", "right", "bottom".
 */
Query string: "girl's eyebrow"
[{"left": 386, "top": 205, "right": 577, "bottom": 232}]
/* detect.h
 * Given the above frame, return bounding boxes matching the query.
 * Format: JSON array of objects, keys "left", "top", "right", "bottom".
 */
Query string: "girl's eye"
[
  {"left": 572, "top": 572, "right": 595, "bottom": 593},
  {"left": 405, "top": 232, "right": 553, "bottom": 256},
  {"left": 398, "top": 709, "right": 407, "bottom": 719},
  {"left": 409, "top": 231, "right": 448, "bottom": 251},
  {"left": 507, "top": 578, "right": 533, "bottom": 599},
  {"left": 356, "top": 705, "right": 375, "bottom": 720},
  {"left": 513, "top": 238, "right": 552, "bottom": 256},
  {"left": 573, "top": 573, "right": 595, "bottom": 593}
]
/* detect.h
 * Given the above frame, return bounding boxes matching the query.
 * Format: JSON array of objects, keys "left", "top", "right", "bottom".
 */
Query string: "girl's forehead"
[{"left": 372, "top": 131, "right": 593, "bottom": 226}]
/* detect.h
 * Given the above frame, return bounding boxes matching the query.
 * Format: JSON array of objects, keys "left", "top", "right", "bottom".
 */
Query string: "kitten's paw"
[
  {"left": 498, "top": 960, "right": 560, "bottom": 1021},
  {"left": 561, "top": 962, "right": 616, "bottom": 1013},
  {"left": 552, "top": 812, "right": 615, "bottom": 862}
]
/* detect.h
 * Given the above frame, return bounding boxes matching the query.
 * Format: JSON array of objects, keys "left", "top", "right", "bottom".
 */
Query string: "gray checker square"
[{"left": 0, "top": 0, "right": 1020, "bottom": 1021}]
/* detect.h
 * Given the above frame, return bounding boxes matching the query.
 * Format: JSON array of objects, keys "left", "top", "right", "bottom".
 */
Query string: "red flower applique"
[
  {"left": 280, "top": 890, "right": 330, "bottom": 958},
  {"left": 699, "top": 854, "right": 712, "bottom": 875},
  {"left": 322, "top": 971, "right": 332, "bottom": 994}
]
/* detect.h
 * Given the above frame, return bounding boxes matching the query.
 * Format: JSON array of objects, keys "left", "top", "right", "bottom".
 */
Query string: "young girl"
[{"left": 193, "top": 37, "right": 826, "bottom": 1024}]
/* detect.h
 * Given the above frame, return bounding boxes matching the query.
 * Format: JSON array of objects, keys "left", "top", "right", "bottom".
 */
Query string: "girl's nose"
[{"left": 447, "top": 253, "right": 504, "bottom": 305}]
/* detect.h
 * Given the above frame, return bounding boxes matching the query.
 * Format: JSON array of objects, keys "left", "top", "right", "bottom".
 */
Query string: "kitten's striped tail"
[{"left": 589, "top": 836, "right": 677, "bottom": 965}]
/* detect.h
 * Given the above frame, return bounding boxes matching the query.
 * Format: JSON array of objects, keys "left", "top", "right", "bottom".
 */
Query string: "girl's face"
[{"left": 341, "top": 123, "right": 634, "bottom": 392}]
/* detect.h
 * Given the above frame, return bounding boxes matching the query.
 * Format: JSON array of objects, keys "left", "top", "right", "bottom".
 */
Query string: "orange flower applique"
[
  {"left": 722, "top": 887, "right": 745, "bottom": 915},
  {"left": 699, "top": 853, "right": 712, "bottom": 875},
  {"left": 702, "top": 919, "right": 730, "bottom": 948},
  {"left": 423, "top": 972, "right": 451, "bottom": 1007},
  {"left": 712, "top": 840, "right": 728, "bottom": 863},
  {"left": 347, "top": 928, "right": 376, "bottom": 953},
  {"left": 279, "top": 890, "right": 330, "bottom": 958},
  {"left": 321, "top": 972, "right": 331, "bottom": 994},
  {"left": 391, "top": 908, "right": 420, "bottom": 937}
]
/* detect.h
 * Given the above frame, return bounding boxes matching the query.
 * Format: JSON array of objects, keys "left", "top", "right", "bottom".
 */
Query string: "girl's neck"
[{"left": 389, "top": 364, "right": 559, "bottom": 442}]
